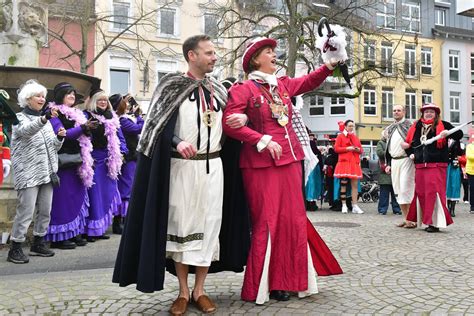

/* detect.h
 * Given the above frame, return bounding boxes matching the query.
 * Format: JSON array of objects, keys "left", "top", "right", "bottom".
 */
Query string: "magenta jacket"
[{"left": 223, "top": 65, "right": 332, "bottom": 169}]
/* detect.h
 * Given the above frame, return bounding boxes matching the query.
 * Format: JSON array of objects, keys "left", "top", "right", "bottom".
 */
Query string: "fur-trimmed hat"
[
  {"left": 242, "top": 37, "right": 277, "bottom": 73},
  {"left": 53, "top": 82, "right": 76, "bottom": 105},
  {"left": 109, "top": 94, "right": 123, "bottom": 111},
  {"left": 420, "top": 103, "right": 440, "bottom": 114}
]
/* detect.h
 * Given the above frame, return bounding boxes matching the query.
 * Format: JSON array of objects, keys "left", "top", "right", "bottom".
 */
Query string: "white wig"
[
  {"left": 17, "top": 79, "right": 47, "bottom": 108},
  {"left": 84, "top": 90, "right": 112, "bottom": 112}
]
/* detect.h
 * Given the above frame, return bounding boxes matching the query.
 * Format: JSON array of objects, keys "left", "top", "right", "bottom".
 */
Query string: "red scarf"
[{"left": 405, "top": 118, "right": 446, "bottom": 149}]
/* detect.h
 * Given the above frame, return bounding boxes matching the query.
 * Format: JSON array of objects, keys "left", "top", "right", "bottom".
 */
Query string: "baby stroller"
[{"left": 360, "top": 169, "right": 379, "bottom": 202}]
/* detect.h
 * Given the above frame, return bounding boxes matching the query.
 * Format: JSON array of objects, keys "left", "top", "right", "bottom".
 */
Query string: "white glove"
[{"left": 3, "top": 159, "right": 11, "bottom": 178}]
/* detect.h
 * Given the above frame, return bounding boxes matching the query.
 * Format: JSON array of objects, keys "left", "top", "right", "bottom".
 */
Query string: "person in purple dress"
[
  {"left": 45, "top": 82, "right": 98, "bottom": 249},
  {"left": 81, "top": 89, "right": 128, "bottom": 242},
  {"left": 109, "top": 94, "right": 144, "bottom": 234}
]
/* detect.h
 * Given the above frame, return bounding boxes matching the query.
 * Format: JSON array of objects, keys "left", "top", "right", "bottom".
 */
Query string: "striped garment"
[{"left": 11, "top": 112, "right": 63, "bottom": 190}]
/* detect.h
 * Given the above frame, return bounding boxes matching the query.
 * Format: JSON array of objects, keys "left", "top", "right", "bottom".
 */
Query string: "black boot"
[
  {"left": 449, "top": 200, "right": 456, "bottom": 217},
  {"left": 112, "top": 216, "right": 123, "bottom": 234},
  {"left": 30, "top": 236, "right": 55, "bottom": 257},
  {"left": 7, "top": 241, "right": 29, "bottom": 264},
  {"left": 346, "top": 197, "right": 353, "bottom": 212}
]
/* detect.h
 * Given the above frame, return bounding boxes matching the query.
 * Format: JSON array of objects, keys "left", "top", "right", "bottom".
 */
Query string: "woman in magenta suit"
[{"left": 223, "top": 37, "right": 342, "bottom": 305}]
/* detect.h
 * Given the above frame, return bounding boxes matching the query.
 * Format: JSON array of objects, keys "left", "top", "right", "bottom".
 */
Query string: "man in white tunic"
[
  {"left": 384, "top": 105, "right": 416, "bottom": 228},
  {"left": 113, "top": 35, "right": 247, "bottom": 315},
  {"left": 167, "top": 35, "right": 247, "bottom": 315}
]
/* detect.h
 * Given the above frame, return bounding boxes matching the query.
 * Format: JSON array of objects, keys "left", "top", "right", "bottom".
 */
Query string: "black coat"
[
  {"left": 112, "top": 111, "right": 250, "bottom": 293},
  {"left": 406, "top": 120, "right": 463, "bottom": 164}
]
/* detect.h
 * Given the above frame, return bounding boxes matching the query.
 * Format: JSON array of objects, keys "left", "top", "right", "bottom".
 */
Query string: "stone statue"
[
  {"left": 18, "top": 2, "right": 46, "bottom": 39},
  {"left": 0, "top": 0, "right": 13, "bottom": 33}
]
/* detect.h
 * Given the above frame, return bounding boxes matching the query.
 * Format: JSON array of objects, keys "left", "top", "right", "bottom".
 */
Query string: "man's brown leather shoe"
[
  {"left": 169, "top": 297, "right": 188, "bottom": 316},
  {"left": 193, "top": 294, "right": 217, "bottom": 314}
]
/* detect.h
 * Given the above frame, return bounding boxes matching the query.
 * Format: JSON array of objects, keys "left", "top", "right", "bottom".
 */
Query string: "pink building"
[{"left": 39, "top": 6, "right": 95, "bottom": 75}]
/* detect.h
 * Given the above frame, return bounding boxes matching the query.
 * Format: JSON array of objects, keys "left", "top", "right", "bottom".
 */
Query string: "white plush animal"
[{"left": 315, "top": 23, "right": 348, "bottom": 64}]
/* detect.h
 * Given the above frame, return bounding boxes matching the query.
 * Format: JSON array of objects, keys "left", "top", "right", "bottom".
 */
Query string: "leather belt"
[
  {"left": 391, "top": 156, "right": 407, "bottom": 160},
  {"left": 171, "top": 151, "right": 220, "bottom": 160}
]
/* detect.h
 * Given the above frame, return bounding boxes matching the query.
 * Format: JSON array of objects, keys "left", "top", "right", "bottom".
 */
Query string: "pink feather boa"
[
  {"left": 89, "top": 111, "right": 123, "bottom": 180},
  {"left": 49, "top": 102, "right": 94, "bottom": 188}
]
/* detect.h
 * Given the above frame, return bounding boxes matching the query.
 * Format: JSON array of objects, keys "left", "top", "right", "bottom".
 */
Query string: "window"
[
  {"left": 472, "top": 94, "right": 474, "bottom": 122},
  {"left": 364, "top": 40, "right": 376, "bottom": 68},
  {"left": 435, "top": 8, "right": 445, "bottom": 26},
  {"left": 364, "top": 86, "right": 376, "bottom": 116},
  {"left": 110, "top": 69, "right": 130, "bottom": 95},
  {"left": 471, "top": 53, "right": 474, "bottom": 84},
  {"left": 308, "top": 95, "right": 324, "bottom": 116},
  {"left": 381, "top": 42, "right": 393, "bottom": 74},
  {"left": 405, "top": 44, "right": 416, "bottom": 77},
  {"left": 450, "top": 92, "right": 460, "bottom": 124},
  {"left": 401, "top": 0, "right": 420, "bottom": 33},
  {"left": 204, "top": 13, "right": 219, "bottom": 39},
  {"left": 376, "top": 0, "right": 396, "bottom": 29},
  {"left": 109, "top": 55, "right": 132, "bottom": 95},
  {"left": 420, "top": 47, "right": 432, "bottom": 75},
  {"left": 330, "top": 91, "right": 345, "bottom": 115},
  {"left": 381, "top": 88, "right": 394, "bottom": 120},
  {"left": 112, "top": 1, "right": 130, "bottom": 31},
  {"left": 422, "top": 90, "right": 432, "bottom": 104},
  {"left": 156, "top": 59, "right": 178, "bottom": 85},
  {"left": 405, "top": 89, "right": 417, "bottom": 120},
  {"left": 449, "top": 50, "right": 460, "bottom": 82},
  {"left": 158, "top": 8, "right": 178, "bottom": 36}
]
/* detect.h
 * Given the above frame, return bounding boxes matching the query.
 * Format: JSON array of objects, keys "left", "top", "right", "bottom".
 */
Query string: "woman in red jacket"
[
  {"left": 223, "top": 37, "right": 342, "bottom": 305},
  {"left": 334, "top": 120, "right": 364, "bottom": 214}
]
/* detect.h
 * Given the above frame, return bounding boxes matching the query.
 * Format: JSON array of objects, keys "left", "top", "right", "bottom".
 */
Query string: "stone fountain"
[{"left": 0, "top": 0, "right": 101, "bottom": 232}]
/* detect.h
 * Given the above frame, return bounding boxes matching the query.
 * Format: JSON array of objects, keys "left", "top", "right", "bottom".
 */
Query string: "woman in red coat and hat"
[
  {"left": 223, "top": 37, "right": 342, "bottom": 305},
  {"left": 403, "top": 103, "right": 463, "bottom": 232},
  {"left": 333, "top": 119, "right": 364, "bottom": 214}
]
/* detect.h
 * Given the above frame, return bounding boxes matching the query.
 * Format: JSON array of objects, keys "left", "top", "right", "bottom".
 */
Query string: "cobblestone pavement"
[{"left": 2, "top": 201, "right": 474, "bottom": 315}]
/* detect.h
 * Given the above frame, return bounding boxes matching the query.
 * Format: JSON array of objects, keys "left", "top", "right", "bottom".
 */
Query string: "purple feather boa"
[
  {"left": 90, "top": 111, "right": 123, "bottom": 180},
  {"left": 49, "top": 102, "right": 95, "bottom": 188}
]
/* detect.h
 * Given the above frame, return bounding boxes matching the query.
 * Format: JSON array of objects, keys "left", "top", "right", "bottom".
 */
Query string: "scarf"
[
  {"left": 90, "top": 111, "right": 123, "bottom": 180},
  {"left": 23, "top": 106, "right": 41, "bottom": 116},
  {"left": 248, "top": 71, "right": 278, "bottom": 87},
  {"left": 49, "top": 102, "right": 95, "bottom": 188},
  {"left": 405, "top": 118, "right": 446, "bottom": 149},
  {"left": 383, "top": 118, "right": 411, "bottom": 142},
  {"left": 138, "top": 72, "right": 227, "bottom": 158}
]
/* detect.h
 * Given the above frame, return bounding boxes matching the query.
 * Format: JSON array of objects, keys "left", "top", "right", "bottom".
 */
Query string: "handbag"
[
  {"left": 50, "top": 172, "right": 60, "bottom": 188},
  {"left": 58, "top": 153, "right": 83, "bottom": 168}
]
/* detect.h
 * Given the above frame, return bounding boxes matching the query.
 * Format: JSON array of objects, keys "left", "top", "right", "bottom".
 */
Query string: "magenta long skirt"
[
  {"left": 241, "top": 162, "right": 309, "bottom": 301},
  {"left": 407, "top": 163, "right": 453, "bottom": 226}
]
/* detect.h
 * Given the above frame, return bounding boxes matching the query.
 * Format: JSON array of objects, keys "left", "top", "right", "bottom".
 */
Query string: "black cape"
[{"left": 112, "top": 110, "right": 250, "bottom": 293}]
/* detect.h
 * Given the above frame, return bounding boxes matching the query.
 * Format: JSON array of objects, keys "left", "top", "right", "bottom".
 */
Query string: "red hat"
[
  {"left": 337, "top": 121, "right": 345, "bottom": 132},
  {"left": 242, "top": 37, "right": 277, "bottom": 73},
  {"left": 420, "top": 103, "right": 440, "bottom": 114}
]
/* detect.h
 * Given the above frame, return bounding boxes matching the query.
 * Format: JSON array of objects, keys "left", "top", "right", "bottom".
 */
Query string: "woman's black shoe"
[
  {"left": 426, "top": 226, "right": 440, "bottom": 233},
  {"left": 50, "top": 240, "right": 77, "bottom": 250},
  {"left": 95, "top": 234, "right": 110, "bottom": 240},
  {"left": 85, "top": 236, "right": 96, "bottom": 242},
  {"left": 270, "top": 290, "right": 290, "bottom": 301},
  {"left": 71, "top": 236, "right": 87, "bottom": 246}
]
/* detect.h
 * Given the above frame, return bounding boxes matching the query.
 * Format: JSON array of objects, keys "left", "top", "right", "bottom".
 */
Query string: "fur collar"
[{"left": 138, "top": 72, "right": 227, "bottom": 158}]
